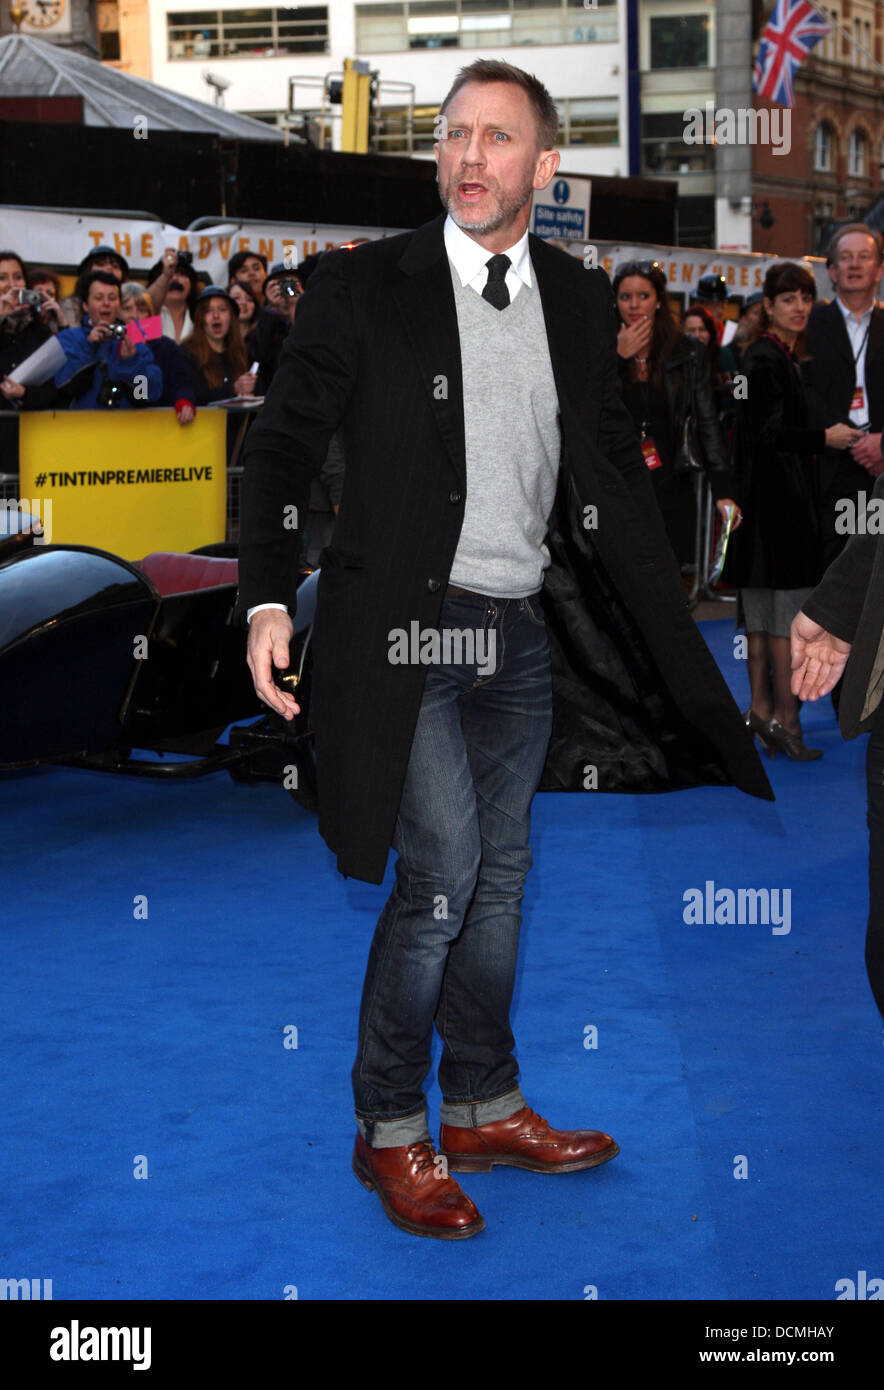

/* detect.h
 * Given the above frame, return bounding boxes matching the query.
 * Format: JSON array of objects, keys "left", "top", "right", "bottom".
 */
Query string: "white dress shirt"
[
  {"left": 247, "top": 215, "right": 534, "bottom": 622},
  {"left": 443, "top": 214, "right": 532, "bottom": 305},
  {"left": 836, "top": 294, "right": 874, "bottom": 427}
]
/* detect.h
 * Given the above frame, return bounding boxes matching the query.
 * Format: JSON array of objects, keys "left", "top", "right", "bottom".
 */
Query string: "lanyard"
[{"left": 849, "top": 318, "right": 871, "bottom": 370}]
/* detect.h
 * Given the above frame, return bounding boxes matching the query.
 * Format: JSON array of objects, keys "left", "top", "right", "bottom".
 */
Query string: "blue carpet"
[{"left": 2, "top": 619, "right": 881, "bottom": 1300}]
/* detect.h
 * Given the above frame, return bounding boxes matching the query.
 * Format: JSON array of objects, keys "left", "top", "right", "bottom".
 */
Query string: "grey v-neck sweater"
[{"left": 447, "top": 268, "right": 562, "bottom": 598}]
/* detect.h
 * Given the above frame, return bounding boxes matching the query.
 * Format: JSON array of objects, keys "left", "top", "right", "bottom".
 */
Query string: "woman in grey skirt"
[{"left": 725, "top": 262, "right": 861, "bottom": 758}]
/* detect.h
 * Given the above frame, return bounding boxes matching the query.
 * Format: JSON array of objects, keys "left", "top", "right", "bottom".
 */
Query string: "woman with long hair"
[
  {"left": 181, "top": 286, "right": 255, "bottom": 403},
  {"left": 182, "top": 286, "right": 256, "bottom": 461},
  {"left": 613, "top": 259, "right": 740, "bottom": 566},
  {"left": 725, "top": 261, "right": 861, "bottom": 759},
  {"left": 228, "top": 280, "right": 260, "bottom": 355}
]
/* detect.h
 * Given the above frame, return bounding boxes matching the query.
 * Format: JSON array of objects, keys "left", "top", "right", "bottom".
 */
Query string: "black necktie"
[{"left": 482, "top": 254, "right": 511, "bottom": 310}]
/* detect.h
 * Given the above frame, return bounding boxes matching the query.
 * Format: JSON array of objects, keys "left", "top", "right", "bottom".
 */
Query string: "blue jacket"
[{"left": 54, "top": 324, "right": 163, "bottom": 409}]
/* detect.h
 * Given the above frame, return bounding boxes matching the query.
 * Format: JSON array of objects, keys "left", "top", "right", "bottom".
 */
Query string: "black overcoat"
[
  {"left": 804, "top": 471, "right": 884, "bottom": 739},
  {"left": 803, "top": 298, "right": 884, "bottom": 496},
  {"left": 725, "top": 335, "right": 826, "bottom": 591},
  {"left": 237, "top": 214, "right": 772, "bottom": 885}
]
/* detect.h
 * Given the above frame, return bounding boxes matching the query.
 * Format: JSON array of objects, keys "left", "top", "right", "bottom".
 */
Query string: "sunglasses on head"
[{"left": 614, "top": 259, "right": 664, "bottom": 279}]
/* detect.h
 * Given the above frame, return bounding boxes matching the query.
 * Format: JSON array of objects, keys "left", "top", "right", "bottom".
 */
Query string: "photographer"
[
  {"left": 146, "top": 251, "right": 200, "bottom": 344},
  {"left": 53, "top": 271, "right": 162, "bottom": 410},
  {"left": 59, "top": 245, "right": 129, "bottom": 327},
  {"left": 1, "top": 251, "right": 57, "bottom": 403},
  {"left": 0, "top": 250, "right": 61, "bottom": 466},
  {"left": 228, "top": 251, "right": 268, "bottom": 303},
  {"left": 27, "top": 267, "right": 69, "bottom": 333},
  {"left": 249, "top": 261, "right": 302, "bottom": 393}
]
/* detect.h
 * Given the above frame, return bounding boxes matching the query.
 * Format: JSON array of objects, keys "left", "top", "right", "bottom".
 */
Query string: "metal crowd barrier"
[
  {"left": 687, "top": 471, "right": 737, "bottom": 609},
  {"left": 226, "top": 466, "right": 243, "bottom": 543}
]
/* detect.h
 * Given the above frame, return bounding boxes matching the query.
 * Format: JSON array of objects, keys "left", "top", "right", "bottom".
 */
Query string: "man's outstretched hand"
[
  {"left": 246, "top": 608, "right": 299, "bottom": 719},
  {"left": 790, "top": 610, "right": 851, "bottom": 702}
]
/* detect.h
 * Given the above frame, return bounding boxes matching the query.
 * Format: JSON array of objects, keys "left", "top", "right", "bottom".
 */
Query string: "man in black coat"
[
  {"left": 792, "top": 472, "right": 884, "bottom": 1016},
  {"left": 237, "top": 59, "right": 772, "bottom": 1241},
  {"left": 803, "top": 223, "right": 884, "bottom": 568}
]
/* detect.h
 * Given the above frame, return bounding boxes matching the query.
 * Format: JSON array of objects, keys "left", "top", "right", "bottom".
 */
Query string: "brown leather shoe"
[
  {"left": 352, "top": 1133, "right": 485, "bottom": 1239},
  {"left": 439, "top": 1105, "right": 619, "bottom": 1174}
]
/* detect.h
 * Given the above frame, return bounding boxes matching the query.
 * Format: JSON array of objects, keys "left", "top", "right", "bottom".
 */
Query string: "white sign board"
[
  {"left": 0, "top": 209, "right": 405, "bottom": 284},
  {"left": 556, "top": 239, "right": 831, "bottom": 303}
]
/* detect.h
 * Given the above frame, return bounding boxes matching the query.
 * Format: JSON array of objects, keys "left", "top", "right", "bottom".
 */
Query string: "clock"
[{"left": 21, "top": 0, "right": 66, "bottom": 28}]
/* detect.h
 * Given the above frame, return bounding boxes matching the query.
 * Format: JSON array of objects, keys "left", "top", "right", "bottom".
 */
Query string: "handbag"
[
  {"left": 672, "top": 354, "right": 705, "bottom": 476},
  {"left": 673, "top": 412, "right": 704, "bottom": 475}
]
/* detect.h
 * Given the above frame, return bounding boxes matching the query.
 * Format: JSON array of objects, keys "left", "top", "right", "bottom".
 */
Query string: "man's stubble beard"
[{"left": 437, "top": 170, "right": 536, "bottom": 236}]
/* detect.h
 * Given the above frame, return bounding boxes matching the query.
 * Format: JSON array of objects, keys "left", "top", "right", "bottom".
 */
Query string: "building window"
[
  {"left": 642, "top": 110, "right": 714, "bottom": 174},
  {"left": 556, "top": 95, "right": 619, "bottom": 146},
  {"left": 848, "top": 128, "right": 867, "bottom": 177},
  {"left": 97, "top": 0, "right": 121, "bottom": 61},
  {"left": 374, "top": 92, "right": 618, "bottom": 152},
  {"left": 354, "top": 0, "right": 618, "bottom": 53},
  {"left": 649, "top": 14, "right": 710, "bottom": 69},
  {"left": 408, "top": 0, "right": 460, "bottom": 48},
  {"left": 167, "top": 7, "right": 330, "bottom": 60},
  {"left": 813, "top": 122, "right": 832, "bottom": 172}
]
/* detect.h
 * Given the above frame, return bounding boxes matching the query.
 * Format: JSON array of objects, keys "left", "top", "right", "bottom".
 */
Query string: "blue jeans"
[{"left": 352, "top": 589, "right": 554, "bottom": 1147}]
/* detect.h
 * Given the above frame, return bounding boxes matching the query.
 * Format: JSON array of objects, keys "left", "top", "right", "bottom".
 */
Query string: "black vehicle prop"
[{"left": 0, "top": 515, "right": 317, "bottom": 810}]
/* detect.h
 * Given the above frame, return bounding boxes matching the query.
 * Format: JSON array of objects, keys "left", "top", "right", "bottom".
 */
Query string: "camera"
[
  {"left": 176, "top": 250, "right": 193, "bottom": 269},
  {"left": 17, "top": 289, "right": 43, "bottom": 308},
  {"left": 278, "top": 277, "right": 301, "bottom": 299},
  {"left": 107, "top": 321, "right": 129, "bottom": 341}
]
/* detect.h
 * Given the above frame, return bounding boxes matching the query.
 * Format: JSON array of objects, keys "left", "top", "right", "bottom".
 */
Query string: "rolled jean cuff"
[
  {"left": 439, "top": 1085, "right": 525, "bottom": 1129},
  {"left": 356, "top": 1108, "right": 431, "bottom": 1149}
]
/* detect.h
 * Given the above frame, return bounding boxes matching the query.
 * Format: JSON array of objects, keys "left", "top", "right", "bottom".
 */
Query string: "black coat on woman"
[
  {"left": 618, "top": 332, "right": 735, "bottom": 562},
  {"left": 181, "top": 345, "right": 243, "bottom": 459},
  {"left": 725, "top": 334, "right": 825, "bottom": 590}
]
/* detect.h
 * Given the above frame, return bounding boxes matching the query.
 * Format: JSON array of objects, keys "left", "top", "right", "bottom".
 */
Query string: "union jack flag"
[{"left": 752, "top": 0, "right": 831, "bottom": 107}]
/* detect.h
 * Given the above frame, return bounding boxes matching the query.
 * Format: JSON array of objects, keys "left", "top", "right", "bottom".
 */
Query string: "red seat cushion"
[{"left": 137, "top": 551, "right": 239, "bottom": 596}]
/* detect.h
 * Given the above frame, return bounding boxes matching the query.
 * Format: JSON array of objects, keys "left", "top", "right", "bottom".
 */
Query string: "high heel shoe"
[
  {"left": 742, "top": 708, "right": 776, "bottom": 755},
  {"left": 763, "top": 717, "right": 823, "bottom": 761}
]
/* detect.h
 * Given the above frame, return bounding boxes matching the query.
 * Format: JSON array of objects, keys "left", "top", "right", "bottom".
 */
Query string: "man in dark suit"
[
  {"left": 237, "top": 59, "right": 772, "bottom": 1241},
  {"left": 803, "top": 223, "right": 884, "bottom": 569},
  {"left": 791, "top": 472, "right": 884, "bottom": 1017}
]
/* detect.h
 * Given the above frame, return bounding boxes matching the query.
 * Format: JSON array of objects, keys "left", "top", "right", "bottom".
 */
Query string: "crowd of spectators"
[
  {"left": 0, "top": 239, "right": 343, "bottom": 561},
  {"left": 609, "top": 222, "right": 884, "bottom": 761},
  {"left": 0, "top": 241, "right": 317, "bottom": 457},
  {"left": 3, "top": 224, "right": 883, "bottom": 700}
]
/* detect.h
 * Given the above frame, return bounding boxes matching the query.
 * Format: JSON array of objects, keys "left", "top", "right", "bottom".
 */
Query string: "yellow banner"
[{"left": 18, "top": 410, "right": 227, "bottom": 560}]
